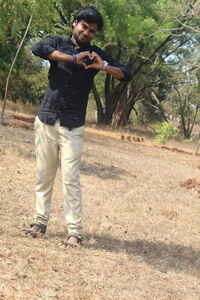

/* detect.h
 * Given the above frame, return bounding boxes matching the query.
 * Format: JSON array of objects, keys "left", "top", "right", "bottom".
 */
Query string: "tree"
[
  {"left": 91, "top": 0, "right": 200, "bottom": 126},
  {"left": 167, "top": 69, "right": 200, "bottom": 139},
  {"left": 152, "top": 22, "right": 200, "bottom": 139},
  {"left": 1, "top": 0, "right": 200, "bottom": 131},
  {"left": 0, "top": 0, "right": 71, "bottom": 111}
]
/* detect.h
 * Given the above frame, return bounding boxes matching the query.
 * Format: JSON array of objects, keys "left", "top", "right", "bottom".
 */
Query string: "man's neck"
[{"left": 71, "top": 35, "right": 81, "bottom": 49}]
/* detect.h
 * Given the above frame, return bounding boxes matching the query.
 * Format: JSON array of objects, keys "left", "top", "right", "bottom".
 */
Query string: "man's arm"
[
  {"left": 101, "top": 64, "right": 125, "bottom": 80},
  {"left": 47, "top": 50, "right": 73, "bottom": 63},
  {"left": 47, "top": 50, "right": 92, "bottom": 68},
  {"left": 85, "top": 51, "right": 132, "bottom": 81},
  {"left": 32, "top": 36, "right": 92, "bottom": 68}
]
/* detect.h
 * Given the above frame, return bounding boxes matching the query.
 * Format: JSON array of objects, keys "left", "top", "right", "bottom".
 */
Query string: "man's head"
[
  {"left": 73, "top": 6, "right": 103, "bottom": 31},
  {"left": 72, "top": 6, "right": 103, "bottom": 47}
]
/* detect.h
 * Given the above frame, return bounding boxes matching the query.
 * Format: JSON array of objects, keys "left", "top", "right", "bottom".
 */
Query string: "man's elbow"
[{"left": 120, "top": 70, "right": 133, "bottom": 81}]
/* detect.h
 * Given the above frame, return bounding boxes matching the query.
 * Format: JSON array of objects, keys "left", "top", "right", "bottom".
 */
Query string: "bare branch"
[{"left": 0, "top": 15, "right": 33, "bottom": 125}]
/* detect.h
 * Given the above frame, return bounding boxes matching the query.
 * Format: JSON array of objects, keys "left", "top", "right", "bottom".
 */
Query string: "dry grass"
[
  {"left": 0, "top": 113, "right": 200, "bottom": 300},
  {"left": 1, "top": 100, "right": 39, "bottom": 116}
]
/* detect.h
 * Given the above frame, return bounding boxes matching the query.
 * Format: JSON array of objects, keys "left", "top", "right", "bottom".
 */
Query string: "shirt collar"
[{"left": 67, "top": 34, "right": 91, "bottom": 48}]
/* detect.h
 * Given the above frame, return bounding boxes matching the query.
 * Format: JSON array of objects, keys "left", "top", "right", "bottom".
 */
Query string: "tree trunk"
[
  {"left": 111, "top": 89, "right": 138, "bottom": 127},
  {"left": 92, "top": 82, "right": 104, "bottom": 124},
  {"left": 111, "top": 95, "right": 127, "bottom": 127},
  {"left": 103, "top": 81, "right": 129, "bottom": 125}
]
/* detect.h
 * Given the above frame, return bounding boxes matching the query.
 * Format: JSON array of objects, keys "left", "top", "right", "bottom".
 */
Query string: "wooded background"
[{"left": 0, "top": 0, "right": 200, "bottom": 138}]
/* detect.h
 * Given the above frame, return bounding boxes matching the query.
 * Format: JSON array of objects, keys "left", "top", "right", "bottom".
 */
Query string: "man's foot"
[
  {"left": 21, "top": 223, "right": 46, "bottom": 238},
  {"left": 60, "top": 234, "right": 82, "bottom": 249}
]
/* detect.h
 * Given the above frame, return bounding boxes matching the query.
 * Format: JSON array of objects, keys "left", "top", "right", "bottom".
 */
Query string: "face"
[{"left": 72, "top": 20, "right": 98, "bottom": 46}]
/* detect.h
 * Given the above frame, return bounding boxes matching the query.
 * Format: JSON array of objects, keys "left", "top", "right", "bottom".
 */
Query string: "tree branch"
[
  {"left": 53, "top": 3, "right": 71, "bottom": 27},
  {"left": 0, "top": 15, "right": 33, "bottom": 125}
]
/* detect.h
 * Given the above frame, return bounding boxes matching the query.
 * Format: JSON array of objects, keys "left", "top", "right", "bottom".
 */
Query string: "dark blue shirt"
[{"left": 32, "top": 35, "right": 132, "bottom": 128}]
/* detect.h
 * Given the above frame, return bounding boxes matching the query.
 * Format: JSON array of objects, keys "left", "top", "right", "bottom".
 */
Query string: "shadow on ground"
[
  {"left": 84, "top": 233, "right": 200, "bottom": 276},
  {"left": 80, "top": 161, "right": 128, "bottom": 180}
]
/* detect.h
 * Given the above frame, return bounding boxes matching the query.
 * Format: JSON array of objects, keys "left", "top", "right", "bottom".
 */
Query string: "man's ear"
[{"left": 72, "top": 20, "right": 78, "bottom": 27}]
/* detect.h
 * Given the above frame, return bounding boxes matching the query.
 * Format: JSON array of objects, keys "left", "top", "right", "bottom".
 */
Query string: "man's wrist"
[
  {"left": 72, "top": 54, "right": 77, "bottom": 64},
  {"left": 102, "top": 60, "right": 109, "bottom": 71}
]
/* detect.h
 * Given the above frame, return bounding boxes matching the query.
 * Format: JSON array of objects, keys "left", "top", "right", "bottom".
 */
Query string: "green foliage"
[
  {"left": 0, "top": 45, "right": 48, "bottom": 104},
  {"left": 0, "top": 0, "right": 200, "bottom": 131},
  {"left": 155, "top": 121, "right": 177, "bottom": 143},
  {"left": 8, "top": 68, "right": 48, "bottom": 105}
]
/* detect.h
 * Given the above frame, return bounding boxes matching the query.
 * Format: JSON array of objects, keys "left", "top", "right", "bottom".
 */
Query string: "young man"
[{"left": 22, "top": 6, "right": 132, "bottom": 248}]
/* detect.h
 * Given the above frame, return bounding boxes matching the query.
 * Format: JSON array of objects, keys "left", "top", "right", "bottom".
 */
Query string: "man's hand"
[
  {"left": 77, "top": 51, "right": 125, "bottom": 80},
  {"left": 76, "top": 51, "right": 93, "bottom": 68},
  {"left": 84, "top": 52, "right": 104, "bottom": 70}
]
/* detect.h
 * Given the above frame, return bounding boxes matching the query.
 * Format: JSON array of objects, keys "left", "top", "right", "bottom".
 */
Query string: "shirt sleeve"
[
  {"left": 93, "top": 46, "right": 133, "bottom": 81},
  {"left": 31, "top": 36, "right": 60, "bottom": 60}
]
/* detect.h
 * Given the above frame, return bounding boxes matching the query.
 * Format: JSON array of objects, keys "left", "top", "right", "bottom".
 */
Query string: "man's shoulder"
[{"left": 43, "top": 35, "right": 68, "bottom": 44}]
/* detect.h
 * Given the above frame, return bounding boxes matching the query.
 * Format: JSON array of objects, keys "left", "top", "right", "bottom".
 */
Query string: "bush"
[{"left": 155, "top": 122, "right": 177, "bottom": 143}]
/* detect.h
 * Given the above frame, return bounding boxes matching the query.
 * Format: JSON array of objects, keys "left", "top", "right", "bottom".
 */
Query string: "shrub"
[{"left": 155, "top": 122, "right": 177, "bottom": 143}]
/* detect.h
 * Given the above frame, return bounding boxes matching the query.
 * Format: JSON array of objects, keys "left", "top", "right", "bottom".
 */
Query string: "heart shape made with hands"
[
  {"left": 80, "top": 52, "right": 103, "bottom": 70},
  {"left": 83, "top": 56, "right": 94, "bottom": 66}
]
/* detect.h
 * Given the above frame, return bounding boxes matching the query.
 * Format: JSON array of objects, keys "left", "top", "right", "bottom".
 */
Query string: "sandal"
[
  {"left": 60, "top": 234, "right": 82, "bottom": 249},
  {"left": 21, "top": 223, "right": 46, "bottom": 238}
]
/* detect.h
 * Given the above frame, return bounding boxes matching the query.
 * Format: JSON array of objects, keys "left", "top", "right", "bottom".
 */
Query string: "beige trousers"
[{"left": 34, "top": 116, "right": 84, "bottom": 236}]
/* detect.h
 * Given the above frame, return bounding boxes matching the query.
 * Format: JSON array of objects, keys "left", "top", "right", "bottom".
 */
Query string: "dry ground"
[{"left": 0, "top": 114, "right": 200, "bottom": 300}]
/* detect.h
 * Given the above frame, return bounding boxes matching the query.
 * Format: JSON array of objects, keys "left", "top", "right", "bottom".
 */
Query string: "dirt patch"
[
  {"left": 10, "top": 115, "right": 35, "bottom": 124},
  {"left": 160, "top": 145, "right": 193, "bottom": 155},
  {"left": 161, "top": 210, "right": 179, "bottom": 220},
  {"left": 2, "top": 121, "right": 33, "bottom": 130},
  {"left": 181, "top": 178, "right": 200, "bottom": 190},
  {"left": 180, "top": 178, "right": 200, "bottom": 198},
  {"left": 1, "top": 113, "right": 34, "bottom": 130},
  {"left": 10, "top": 114, "right": 35, "bottom": 124}
]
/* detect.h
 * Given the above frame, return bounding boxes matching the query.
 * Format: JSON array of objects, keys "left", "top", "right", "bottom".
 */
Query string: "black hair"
[{"left": 73, "top": 6, "right": 103, "bottom": 31}]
